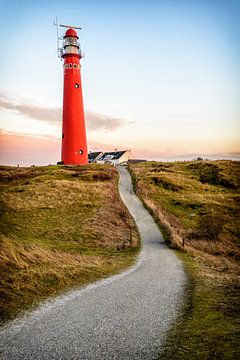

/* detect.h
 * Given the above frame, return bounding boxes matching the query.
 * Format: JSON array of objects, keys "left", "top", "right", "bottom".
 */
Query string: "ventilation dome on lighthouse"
[
  {"left": 64, "top": 28, "right": 78, "bottom": 38},
  {"left": 59, "top": 26, "right": 88, "bottom": 165}
]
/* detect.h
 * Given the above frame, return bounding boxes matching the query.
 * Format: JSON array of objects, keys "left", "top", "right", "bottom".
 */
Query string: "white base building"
[{"left": 96, "top": 150, "right": 134, "bottom": 166}]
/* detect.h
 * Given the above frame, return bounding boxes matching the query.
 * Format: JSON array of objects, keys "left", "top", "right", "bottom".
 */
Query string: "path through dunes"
[{"left": 0, "top": 166, "right": 186, "bottom": 359}]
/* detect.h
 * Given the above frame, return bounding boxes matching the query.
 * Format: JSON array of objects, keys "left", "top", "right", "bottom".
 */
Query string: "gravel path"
[{"left": 0, "top": 166, "right": 186, "bottom": 360}]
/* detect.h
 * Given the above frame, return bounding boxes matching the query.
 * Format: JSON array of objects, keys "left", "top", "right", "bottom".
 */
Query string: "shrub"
[
  {"left": 218, "top": 178, "right": 237, "bottom": 190},
  {"left": 199, "top": 164, "right": 220, "bottom": 185},
  {"left": 151, "top": 177, "right": 181, "bottom": 191},
  {"left": 196, "top": 213, "right": 225, "bottom": 241}
]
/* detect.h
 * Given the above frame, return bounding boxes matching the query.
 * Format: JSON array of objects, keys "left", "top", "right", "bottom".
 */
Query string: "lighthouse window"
[
  {"left": 77, "top": 64, "right": 80, "bottom": 69},
  {"left": 73, "top": 64, "right": 77, "bottom": 69},
  {"left": 69, "top": 63, "right": 72, "bottom": 69},
  {"left": 75, "top": 83, "right": 80, "bottom": 88},
  {"left": 65, "top": 64, "right": 68, "bottom": 69}
]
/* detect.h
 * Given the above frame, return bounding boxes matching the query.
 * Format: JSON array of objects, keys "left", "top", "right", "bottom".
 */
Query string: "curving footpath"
[{"left": 0, "top": 167, "right": 186, "bottom": 360}]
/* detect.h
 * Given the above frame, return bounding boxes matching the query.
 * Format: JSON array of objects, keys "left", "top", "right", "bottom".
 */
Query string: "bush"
[
  {"left": 151, "top": 177, "right": 182, "bottom": 191},
  {"left": 196, "top": 213, "right": 224, "bottom": 241},
  {"left": 218, "top": 178, "right": 237, "bottom": 190},
  {"left": 199, "top": 164, "right": 220, "bottom": 185}
]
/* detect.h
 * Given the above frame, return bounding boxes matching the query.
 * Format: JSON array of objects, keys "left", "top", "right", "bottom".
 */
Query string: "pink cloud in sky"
[
  {"left": 0, "top": 130, "right": 60, "bottom": 166},
  {"left": 1, "top": 130, "right": 239, "bottom": 167},
  {"left": 0, "top": 130, "right": 120, "bottom": 166}
]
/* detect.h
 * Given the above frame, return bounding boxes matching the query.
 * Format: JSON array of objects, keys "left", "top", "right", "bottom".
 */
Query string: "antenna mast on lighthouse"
[{"left": 54, "top": 19, "right": 88, "bottom": 165}]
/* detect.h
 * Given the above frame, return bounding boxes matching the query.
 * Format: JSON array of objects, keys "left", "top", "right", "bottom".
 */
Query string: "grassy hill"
[
  {"left": 0, "top": 164, "right": 140, "bottom": 324},
  {"left": 130, "top": 160, "right": 240, "bottom": 359}
]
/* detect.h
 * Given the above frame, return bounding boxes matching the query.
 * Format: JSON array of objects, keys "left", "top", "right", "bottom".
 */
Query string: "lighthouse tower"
[{"left": 60, "top": 27, "right": 88, "bottom": 165}]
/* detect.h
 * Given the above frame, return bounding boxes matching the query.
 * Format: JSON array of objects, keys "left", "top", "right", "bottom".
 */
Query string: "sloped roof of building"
[
  {"left": 98, "top": 151, "right": 127, "bottom": 161},
  {"left": 88, "top": 151, "right": 103, "bottom": 162}
]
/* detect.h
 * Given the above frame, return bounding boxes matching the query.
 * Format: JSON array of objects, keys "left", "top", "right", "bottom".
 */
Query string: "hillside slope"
[
  {"left": 130, "top": 160, "right": 240, "bottom": 359},
  {"left": 0, "top": 165, "right": 140, "bottom": 323}
]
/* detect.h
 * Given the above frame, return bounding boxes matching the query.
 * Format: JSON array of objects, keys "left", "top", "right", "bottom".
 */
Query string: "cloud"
[
  {"left": 0, "top": 92, "right": 129, "bottom": 132},
  {"left": 0, "top": 128, "right": 60, "bottom": 142},
  {"left": 0, "top": 129, "right": 239, "bottom": 166},
  {"left": 0, "top": 129, "right": 116, "bottom": 166},
  {"left": 0, "top": 98, "right": 15, "bottom": 111},
  {"left": 0, "top": 130, "right": 60, "bottom": 166},
  {"left": 16, "top": 104, "right": 61, "bottom": 124},
  {"left": 0, "top": 93, "right": 61, "bottom": 125},
  {"left": 86, "top": 111, "right": 128, "bottom": 131},
  {"left": 132, "top": 147, "right": 240, "bottom": 162}
]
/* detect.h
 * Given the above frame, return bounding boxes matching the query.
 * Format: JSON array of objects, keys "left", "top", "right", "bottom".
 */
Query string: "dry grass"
[
  {"left": 130, "top": 160, "right": 240, "bottom": 359},
  {"left": 130, "top": 160, "right": 240, "bottom": 278},
  {"left": 0, "top": 165, "right": 140, "bottom": 323},
  {"left": 159, "top": 252, "right": 240, "bottom": 360}
]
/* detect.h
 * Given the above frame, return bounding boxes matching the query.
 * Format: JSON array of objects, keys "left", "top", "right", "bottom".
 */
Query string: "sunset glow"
[{"left": 0, "top": 0, "right": 239, "bottom": 165}]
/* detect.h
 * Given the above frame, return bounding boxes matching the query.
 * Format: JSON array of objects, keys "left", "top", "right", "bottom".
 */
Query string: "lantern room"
[{"left": 62, "top": 28, "right": 82, "bottom": 58}]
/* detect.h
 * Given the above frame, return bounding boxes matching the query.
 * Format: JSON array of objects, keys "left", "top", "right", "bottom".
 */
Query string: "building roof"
[
  {"left": 98, "top": 151, "right": 127, "bottom": 161},
  {"left": 88, "top": 151, "right": 103, "bottom": 163}
]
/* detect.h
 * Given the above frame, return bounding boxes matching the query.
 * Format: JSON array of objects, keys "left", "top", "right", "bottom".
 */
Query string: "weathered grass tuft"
[{"left": 195, "top": 212, "right": 225, "bottom": 242}]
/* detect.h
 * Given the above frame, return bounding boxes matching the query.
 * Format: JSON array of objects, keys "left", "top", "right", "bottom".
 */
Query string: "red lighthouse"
[{"left": 60, "top": 26, "right": 88, "bottom": 165}]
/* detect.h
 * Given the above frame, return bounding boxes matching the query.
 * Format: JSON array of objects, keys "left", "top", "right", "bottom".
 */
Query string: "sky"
[{"left": 0, "top": 0, "right": 239, "bottom": 165}]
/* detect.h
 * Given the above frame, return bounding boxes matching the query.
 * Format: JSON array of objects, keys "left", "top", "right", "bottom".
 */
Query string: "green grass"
[
  {"left": 130, "top": 160, "right": 240, "bottom": 257},
  {"left": 130, "top": 160, "right": 240, "bottom": 359},
  {"left": 0, "top": 164, "right": 140, "bottom": 324},
  {"left": 159, "top": 252, "right": 240, "bottom": 360}
]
